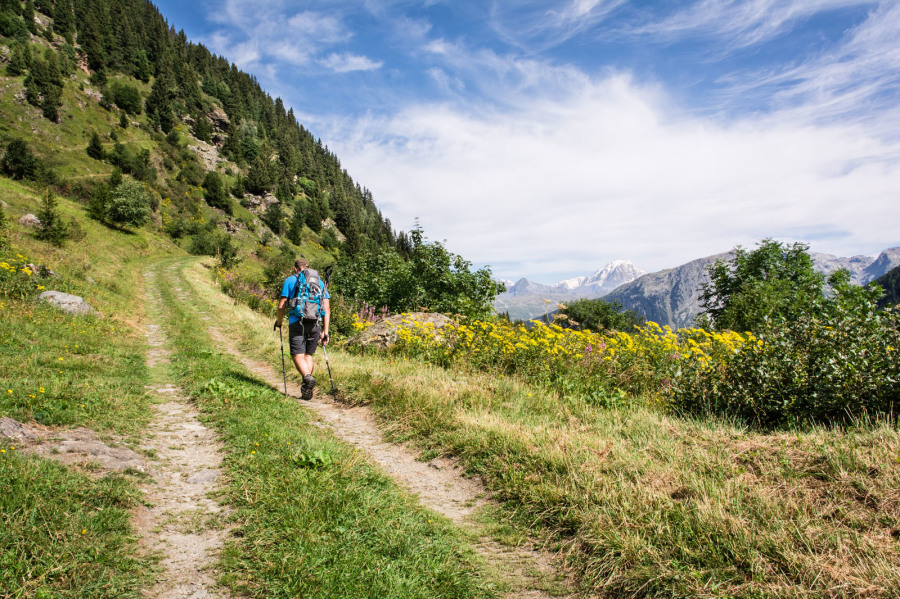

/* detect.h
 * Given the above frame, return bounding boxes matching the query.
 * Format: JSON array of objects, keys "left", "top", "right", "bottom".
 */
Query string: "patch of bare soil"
[
  {"left": 134, "top": 270, "right": 232, "bottom": 599},
  {"left": 210, "top": 328, "right": 568, "bottom": 598},
  {"left": 0, "top": 416, "right": 145, "bottom": 474}
]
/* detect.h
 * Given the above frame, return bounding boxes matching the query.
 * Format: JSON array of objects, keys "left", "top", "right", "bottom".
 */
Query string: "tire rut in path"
[
  {"left": 207, "top": 326, "right": 568, "bottom": 599},
  {"left": 134, "top": 269, "right": 232, "bottom": 599}
]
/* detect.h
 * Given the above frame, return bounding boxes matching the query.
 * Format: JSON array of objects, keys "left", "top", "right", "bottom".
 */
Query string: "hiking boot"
[
  {"left": 300, "top": 384, "right": 314, "bottom": 401},
  {"left": 303, "top": 374, "right": 317, "bottom": 390}
]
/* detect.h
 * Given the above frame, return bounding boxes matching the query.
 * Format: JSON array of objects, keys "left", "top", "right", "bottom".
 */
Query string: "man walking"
[{"left": 274, "top": 258, "right": 330, "bottom": 400}]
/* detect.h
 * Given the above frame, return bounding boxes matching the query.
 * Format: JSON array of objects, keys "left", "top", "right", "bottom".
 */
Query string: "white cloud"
[
  {"left": 320, "top": 53, "right": 383, "bottom": 73},
  {"left": 488, "top": 0, "right": 627, "bottom": 50},
  {"left": 325, "top": 69, "right": 900, "bottom": 280},
  {"left": 634, "top": 0, "right": 874, "bottom": 49}
]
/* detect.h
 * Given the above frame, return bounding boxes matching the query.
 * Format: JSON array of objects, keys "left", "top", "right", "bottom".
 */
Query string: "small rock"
[
  {"left": 38, "top": 291, "right": 100, "bottom": 316},
  {"left": 18, "top": 214, "right": 41, "bottom": 228},
  {"left": 349, "top": 312, "right": 453, "bottom": 350},
  {"left": 0, "top": 417, "right": 37, "bottom": 442},
  {"left": 86, "top": 276, "right": 97, "bottom": 284},
  {"left": 0, "top": 199, "right": 8, "bottom": 209},
  {"left": 187, "top": 469, "right": 219, "bottom": 484}
]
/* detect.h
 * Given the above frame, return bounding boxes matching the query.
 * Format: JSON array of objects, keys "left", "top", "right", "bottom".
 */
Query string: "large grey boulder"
[
  {"left": 18, "top": 214, "right": 41, "bottom": 228},
  {"left": 38, "top": 291, "right": 99, "bottom": 316},
  {"left": 349, "top": 312, "right": 453, "bottom": 350}
]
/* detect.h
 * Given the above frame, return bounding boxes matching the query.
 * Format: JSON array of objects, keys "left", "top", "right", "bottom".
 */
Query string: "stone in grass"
[
  {"left": 18, "top": 214, "right": 41, "bottom": 228},
  {"left": 38, "top": 290, "right": 100, "bottom": 316},
  {"left": 349, "top": 312, "right": 453, "bottom": 351}
]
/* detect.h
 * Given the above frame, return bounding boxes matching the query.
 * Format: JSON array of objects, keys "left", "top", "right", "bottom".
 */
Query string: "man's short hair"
[{"left": 294, "top": 258, "right": 309, "bottom": 270}]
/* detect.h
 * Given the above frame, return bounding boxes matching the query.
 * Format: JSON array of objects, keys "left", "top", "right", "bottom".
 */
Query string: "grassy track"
[
  {"left": 1, "top": 181, "right": 162, "bottom": 597},
  {"left": 151, "top": 257, "right": 498, "bottom": 599}
]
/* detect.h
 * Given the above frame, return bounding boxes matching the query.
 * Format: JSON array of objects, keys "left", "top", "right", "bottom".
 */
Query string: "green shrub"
[
  {"left": 1, "top": 139, "right": 37, "bottom": 180},
  {"left": 107, "top": 179, "right": 152, "bottom": 228},
  {"left": 674, "top": 273, "right": 899, "bottom": 426},
  {"left": 106, "top": 80, "right": 142, "bottom": 115}
]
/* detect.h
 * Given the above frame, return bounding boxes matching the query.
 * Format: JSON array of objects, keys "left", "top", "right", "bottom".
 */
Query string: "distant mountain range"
[
  {"left": 494, "top": 260, "right": 645, "bottom": 321},
  {"left": 496, "top": 248, "right": 900, "bottom": 326}
]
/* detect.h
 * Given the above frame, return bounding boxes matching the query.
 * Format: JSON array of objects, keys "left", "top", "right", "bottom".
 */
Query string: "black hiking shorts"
[{"left": 288, "top": 320, "right": 321, "bottom": 356}]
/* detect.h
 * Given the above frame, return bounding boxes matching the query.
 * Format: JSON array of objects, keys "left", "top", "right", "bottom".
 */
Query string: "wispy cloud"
[
  {"left": 320, "top": 53, "right": 383, "bottom": 73},
  {"left": 708, "top": 2, "right": 900, "bottom": 132},
  {"left": 488, "top": 0, "right": 627, "bottom": 51},
  {"left": 633, "top": 0, "right": 874, "bottom": 49},
  {"left": 325, "top": 55, "right": 900, "bottom": 278},
  {"left": 200, "top": 2, "right": 372, "bottom": 76}
]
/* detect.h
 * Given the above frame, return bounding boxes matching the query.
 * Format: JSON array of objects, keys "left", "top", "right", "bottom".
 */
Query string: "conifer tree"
[
  {"left": 287, "top": 205, "right": 304, "bottom": 245},
  {"left": 245, "top": 156, "right": 273, "bottom": 195},
  {"left": 86, "top": 132, "right": 105, "bottom": 160},
  {"left": 23, "top": 0, "right": 36, "bottom": 34},
  {"left": 53, "top": 0, "right": 75, "bottom": 42},
  {"left": 35, "top": 190, "right": 70, "bottom": 246},
  {"left": 6, "top": 43, "right": 29, "bottom": 76}
]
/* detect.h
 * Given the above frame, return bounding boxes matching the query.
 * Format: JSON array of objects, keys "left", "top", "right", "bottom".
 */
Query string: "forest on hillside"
[{"left": 0, "top": 0, "right": 405, "bottom": 255}]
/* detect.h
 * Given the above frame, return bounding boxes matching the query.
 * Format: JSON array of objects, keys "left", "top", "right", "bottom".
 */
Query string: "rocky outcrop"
[
  {"left": 188, "top": 139, "right": 223, "bottom": 171},
  {"left": 18, "top": 214, "right": 41, "bottom": 228},
  {"left": 348, "top": 312, "right": 453, "bottom": 350},
  {"left": 38, "top": 291, "right": 100, "bottom": 316},
  {"left": 1, "top": 417, "right": 145, "bottom": 473},
  {"left": 243, "top": 193, "right": 279, "bottom": 215}
]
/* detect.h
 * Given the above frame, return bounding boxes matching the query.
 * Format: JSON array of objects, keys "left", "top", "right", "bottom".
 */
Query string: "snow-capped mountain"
[{"left": 495, "top": 260, "right": 646, "bottom": 320}]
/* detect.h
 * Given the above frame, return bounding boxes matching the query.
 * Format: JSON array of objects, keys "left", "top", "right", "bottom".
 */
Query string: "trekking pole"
[
  {"left": 277, "top": 323, "right": 287, "bottom": 396},
  {"left": 321, "top": 265, "right": 336, "bottom": 396},
  {"left": 321, "top": 342, "right": 336, "bottom": 396}
]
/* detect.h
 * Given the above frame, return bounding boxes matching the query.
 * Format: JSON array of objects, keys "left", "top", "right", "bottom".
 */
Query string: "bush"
[
  {"left": 674, "top": 272, "right": 899, "bottom": 426},
  {"left": 558, "top": 297, "right": 645, "bottom": 332},
  {"left": 701, "top": 239, "right": 825, "bottom": 333},
  {"left": 0, "top": 253, "right": 42, "bottom": 300},
  {"left": 334, "top": 225, "right": 503, "bottom": 320},
  {"left": 188, "top": 228, "right": 239, "bottom": 268},
  {"left": 106, "top": 80, "right": 142, "bottom": 115},
  {"left": 107, "top": 179, "right": 152, "bottom": 228},
  {"left": 1, "top": 139, "right": 37, "bottom": 180}
]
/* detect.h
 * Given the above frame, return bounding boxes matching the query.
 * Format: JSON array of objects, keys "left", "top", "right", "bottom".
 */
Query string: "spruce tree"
[
  {"left": 23, "top": 0, "right": 36, "bottom": 34},
  {"left": 86, "top": 131, "right": 105, "bottom": 160},
  {"left": 53, "top": 0, "right": 75, "bottom": 42},
  {"left": 6, "top": 43, "right": 29, "bottom": 76},
  {"left": 287, "top": 206, "right": 304, "bottom": 245},
  {"left": 35, "top": 190, "right": 70, "bottom": 246},
  {"left": 245, "top": 156, "right": 273, "bottom": 195}
]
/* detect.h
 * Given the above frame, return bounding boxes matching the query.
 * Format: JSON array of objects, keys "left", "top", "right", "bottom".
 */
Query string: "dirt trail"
[
  {"left": 208, "top": 327, "right": 567, "bottom": 599},
  {"left": 133, "top": 269, "right": 232, "bottom": 599}
]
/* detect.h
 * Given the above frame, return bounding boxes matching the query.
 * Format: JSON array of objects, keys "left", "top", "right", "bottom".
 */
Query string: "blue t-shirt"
[{"left": 280, "top": 273, "right": 330, "bottom": 324}]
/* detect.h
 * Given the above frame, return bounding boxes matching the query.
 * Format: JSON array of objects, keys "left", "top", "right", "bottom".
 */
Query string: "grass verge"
[
  {"left": 154, "top": 257, "right": 497, "bottom": 599},
  {"left": 330, "top": 351, "right": 900, "bottom": 598}
]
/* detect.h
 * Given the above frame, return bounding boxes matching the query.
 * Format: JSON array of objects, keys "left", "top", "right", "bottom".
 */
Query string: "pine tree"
[
  {"left": 86, "top": 131, "right": 105, "bottom": 160},
  {"left": 287, "top": 206, "right": 304, "bottom": 245},
  {"left": 35, "top": 190, "right": 70, "bottom": 246},
  {"left": 262, "top": 201, "right": 285, "bottom": 235},
  {"left": 145, "top": 52, "right": 175, "bottom": 132},
  {"left": 6, "top": 43, "right": 29, "bottom": 76},
  {"left": 53, "top": 0, "right": 75, "bottom": 42},
  {"left": 245, "top": 156, "right": 273, "bottom": 195},
  {"left": 23, "top": 0, "right": 36, "bottom": 35}
]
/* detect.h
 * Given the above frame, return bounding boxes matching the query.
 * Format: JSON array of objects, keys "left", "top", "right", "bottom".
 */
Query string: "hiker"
[{"left": 274, "top": 258, "right": 330, "bottom": 400}]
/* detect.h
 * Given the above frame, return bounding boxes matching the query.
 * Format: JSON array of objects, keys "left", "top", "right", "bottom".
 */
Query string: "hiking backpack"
[{"left": 289, "top": 268, "right": 326, "bottom": 322}]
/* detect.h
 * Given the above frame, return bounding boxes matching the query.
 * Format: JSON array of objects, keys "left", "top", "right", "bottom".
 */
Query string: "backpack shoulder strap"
[{"left": 292, "top": 273, "right": 304, "bottom": 300}]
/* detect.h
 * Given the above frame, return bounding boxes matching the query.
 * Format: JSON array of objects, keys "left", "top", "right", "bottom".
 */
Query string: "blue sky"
[{"left": 152, "top": 0, "right": 900, "bottom": 283}]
